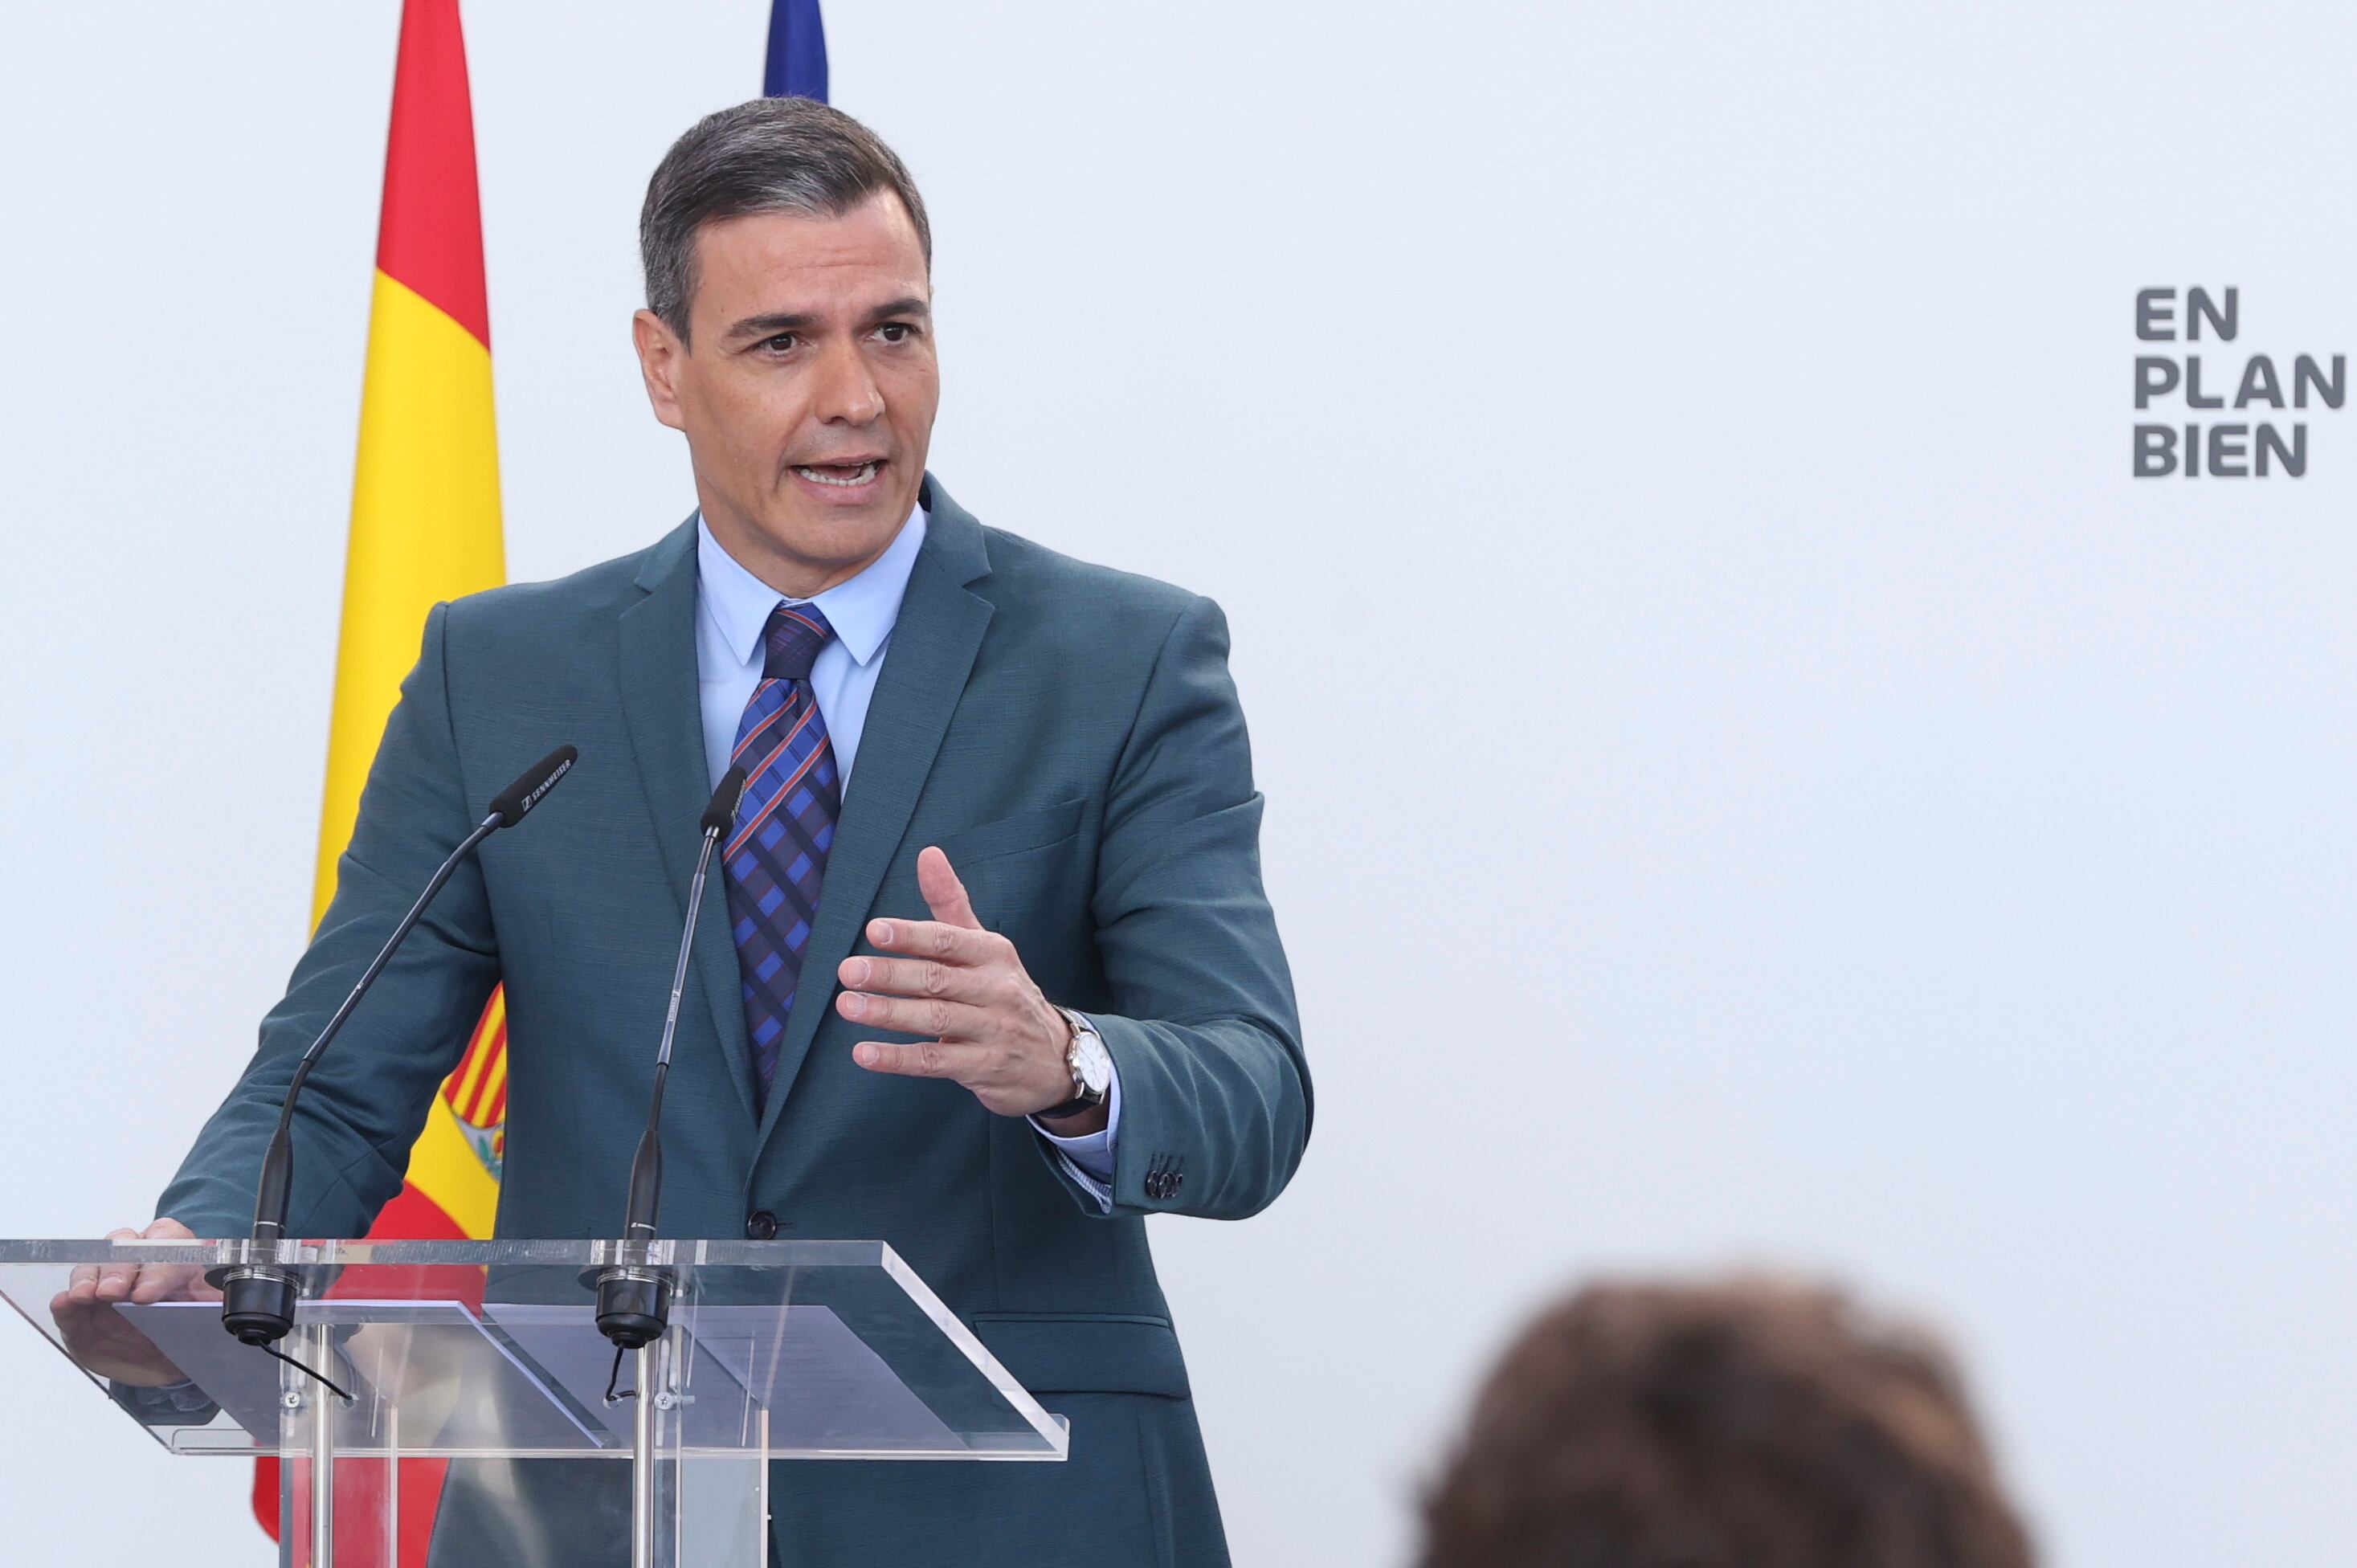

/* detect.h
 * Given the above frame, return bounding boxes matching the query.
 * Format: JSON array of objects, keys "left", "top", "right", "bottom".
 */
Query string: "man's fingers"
[
  {"left": 129, "top": 1263, "right": 198, "bottom": 1305},
  {"left": 915, "top": 847, "right": 984, "bottom": 930},
  {"left": 852, "top": 1039, "right": 988, "bottom": 1080},
  {"left": 88, "top": 1227, "right": 142, "bottom": 1303},
  {"left": 835, "top": 989, "right": 991, "bottom": 1040},
  {"left": 129, "top": 1217, "right": 200, "bottom": 1301},
  {"left": 836, "top": 953, "right": 995, "bottom": 1005},
  {"left": 865, "top": 915, "right": 998, "bottom": 966}
]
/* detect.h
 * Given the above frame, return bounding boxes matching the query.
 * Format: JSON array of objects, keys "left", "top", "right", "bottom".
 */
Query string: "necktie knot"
[{"left": 763, "top": 602, "right": 835, "bottom": 680}]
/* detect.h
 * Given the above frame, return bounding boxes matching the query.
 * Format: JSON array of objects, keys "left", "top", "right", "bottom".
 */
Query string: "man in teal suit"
[{"left": 102, "top": 98, "right": 1307, "bottom": 1565}]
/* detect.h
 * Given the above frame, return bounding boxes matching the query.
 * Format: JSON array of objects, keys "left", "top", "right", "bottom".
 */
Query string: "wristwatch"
[{"left": 1037, "top": 1006, "right": 1112, "bottom": 1121}]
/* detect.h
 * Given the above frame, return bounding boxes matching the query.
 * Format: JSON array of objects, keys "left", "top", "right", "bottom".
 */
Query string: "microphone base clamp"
[
  {"left": 216, "top": 1265, "right": 299, "bottom": 1347},
  {"left": 594, "top": 1264, "right": 674, "bottom": 1350}
]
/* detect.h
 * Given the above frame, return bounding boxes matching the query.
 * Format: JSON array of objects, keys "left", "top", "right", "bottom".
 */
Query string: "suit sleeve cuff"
[{"left": 1028, "top": 1047, "right": 1121, "bottom": 1213}]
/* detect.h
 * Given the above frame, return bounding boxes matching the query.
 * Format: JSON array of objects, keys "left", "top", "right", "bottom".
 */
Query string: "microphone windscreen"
[
  {"left": 488, "top": 745, "right": 578, "bottom": 828},
  {"left": 702, "top": 766, "right": 749, "bottom": 836}
]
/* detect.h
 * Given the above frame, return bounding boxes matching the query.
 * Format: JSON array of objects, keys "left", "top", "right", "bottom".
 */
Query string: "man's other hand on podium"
[{"left": 49, "top": 1218, "right": 216, "bottom": 1386}]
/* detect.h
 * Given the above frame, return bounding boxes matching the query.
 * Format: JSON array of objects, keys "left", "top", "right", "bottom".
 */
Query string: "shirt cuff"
[{"left": 1029, "top": 1043, "right": 1121, "bottom": 1213}]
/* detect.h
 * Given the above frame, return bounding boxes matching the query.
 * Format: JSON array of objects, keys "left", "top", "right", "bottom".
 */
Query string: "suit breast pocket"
[{"left": 931, "top": 797, "right": 1087, "bottom": 869}]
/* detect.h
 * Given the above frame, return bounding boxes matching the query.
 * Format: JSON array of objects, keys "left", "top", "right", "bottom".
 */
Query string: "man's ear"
[{"left": 632, "top": 308, "right": 688, "bottom": 432}]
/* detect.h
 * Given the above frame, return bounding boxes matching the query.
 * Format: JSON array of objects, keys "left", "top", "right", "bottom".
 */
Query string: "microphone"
[
  {"left": 596, "top": 766, "right": 746, "bottom": 1350},
  {"left": 218, "top": 745, "right": 578, "bottom": 1348}
]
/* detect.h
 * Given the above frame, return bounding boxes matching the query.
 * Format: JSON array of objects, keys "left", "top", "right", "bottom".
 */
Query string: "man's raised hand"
[{"left": 836, "top": 846, "right": 1105, "bottom": 1133}]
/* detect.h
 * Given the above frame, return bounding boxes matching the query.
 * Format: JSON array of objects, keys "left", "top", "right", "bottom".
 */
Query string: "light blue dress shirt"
[{"left": 694, "top": 511, "right": 1119, "bottom": 1204}]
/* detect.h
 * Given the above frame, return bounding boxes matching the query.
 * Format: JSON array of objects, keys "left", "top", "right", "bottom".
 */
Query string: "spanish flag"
[{"left": 256, "top": 0, "right": 504, "bottom": 1551}]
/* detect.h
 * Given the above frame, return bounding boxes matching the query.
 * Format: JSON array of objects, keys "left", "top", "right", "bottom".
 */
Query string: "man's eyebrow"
[
  {"left": 724, "top": 311, "right": 816, "bottom": 342},
  {"left": 723, "top": 300, "right": 930, "bottom": 342}
]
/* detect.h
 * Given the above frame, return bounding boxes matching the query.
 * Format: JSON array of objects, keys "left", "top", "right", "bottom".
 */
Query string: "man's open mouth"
[{"left": 791, "top": 459, "right": 882, "bottom": 488}]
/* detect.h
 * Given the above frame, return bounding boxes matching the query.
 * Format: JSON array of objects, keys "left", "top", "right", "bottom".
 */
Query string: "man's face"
[{"left": 633, "top": 193, "right": 937, "bottom": 596}]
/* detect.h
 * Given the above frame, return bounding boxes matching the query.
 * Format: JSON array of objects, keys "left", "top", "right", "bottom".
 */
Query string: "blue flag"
[{"left": 765, "top": 0, "right": 828, "bottom": 101}]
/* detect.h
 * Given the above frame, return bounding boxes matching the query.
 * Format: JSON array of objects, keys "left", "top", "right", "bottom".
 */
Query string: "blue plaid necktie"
[{"left": 725, "top": 602, "right": 841, "bottom": 1113}]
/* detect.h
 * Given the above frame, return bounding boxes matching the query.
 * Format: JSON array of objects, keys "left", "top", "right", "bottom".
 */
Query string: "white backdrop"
[{"left": 3, "top": 2, "right": 2354, "bottom": 1564}]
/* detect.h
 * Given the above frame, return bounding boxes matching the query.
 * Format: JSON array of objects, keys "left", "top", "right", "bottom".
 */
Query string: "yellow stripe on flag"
[
  {"left": 309, "top": 268, "right": 506, "bottom": 1239},
  {"left": 312, "top": 270, "right": 504, "bottom": 925}
]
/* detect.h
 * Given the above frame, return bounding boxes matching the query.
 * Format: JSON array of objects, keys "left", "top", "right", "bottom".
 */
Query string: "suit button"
[{"left": 745, "top": 1210, "right": 779, "bottom": 1240}]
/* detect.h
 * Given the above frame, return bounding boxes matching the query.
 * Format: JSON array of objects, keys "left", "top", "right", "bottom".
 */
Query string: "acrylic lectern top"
[{"left": 0, "top": 1237, "right": 1068, "bottom": 1462}]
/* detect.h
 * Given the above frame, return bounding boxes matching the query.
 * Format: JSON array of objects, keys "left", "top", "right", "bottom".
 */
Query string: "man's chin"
[{"left": 727, "top": 493, "right": 915, "bottom": 592}]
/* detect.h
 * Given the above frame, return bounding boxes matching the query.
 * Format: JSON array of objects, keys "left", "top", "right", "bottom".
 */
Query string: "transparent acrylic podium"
[{"left": 0, "top": 1238, "right": 1068, "bottom": 1566}]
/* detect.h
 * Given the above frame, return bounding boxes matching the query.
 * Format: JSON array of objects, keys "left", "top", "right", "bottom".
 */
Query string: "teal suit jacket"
[{"left": 159, "top": 479, "right": 1309, "bottom": 1566}]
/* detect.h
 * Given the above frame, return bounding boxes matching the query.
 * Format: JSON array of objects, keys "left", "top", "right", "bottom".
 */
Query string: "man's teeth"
[{"left": 795, "top": 462, "right": 879, "bottom": 487}]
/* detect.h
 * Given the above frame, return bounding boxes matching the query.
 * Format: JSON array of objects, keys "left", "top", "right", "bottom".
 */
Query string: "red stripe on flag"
[{"left": 374, "top": 0, "right": 491, "bottom": 347}]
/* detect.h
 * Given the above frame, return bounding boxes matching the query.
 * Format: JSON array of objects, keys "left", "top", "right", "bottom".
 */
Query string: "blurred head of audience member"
[{"left": 1419, "top": 1276, "right": 2033, "bottom": 1568}]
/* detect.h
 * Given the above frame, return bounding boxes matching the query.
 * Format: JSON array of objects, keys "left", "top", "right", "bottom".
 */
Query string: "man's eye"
[
  {"left": 762, "top": 333, "right": 797, "bottom": 352},
  {"left": 877, "top": 323, "right": 912, "bottom": 343}
]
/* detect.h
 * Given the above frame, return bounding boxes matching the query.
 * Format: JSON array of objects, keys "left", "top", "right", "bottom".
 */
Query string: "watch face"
[{"left": 1075, "top": 1031, "right": 1113, "bottom": 1096}]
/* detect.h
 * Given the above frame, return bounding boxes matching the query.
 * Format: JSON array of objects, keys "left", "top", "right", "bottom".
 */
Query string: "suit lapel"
[
  {"left": 617, "top": 517, "right": 762, "bottom": 1127},
  {"left": 755, "top": 484, "right": 995, "bottom": 1146}
]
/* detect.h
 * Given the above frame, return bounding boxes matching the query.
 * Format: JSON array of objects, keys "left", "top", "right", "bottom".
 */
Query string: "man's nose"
[{"left": 813, "top": 339, "right": 884, "bottom": 425}]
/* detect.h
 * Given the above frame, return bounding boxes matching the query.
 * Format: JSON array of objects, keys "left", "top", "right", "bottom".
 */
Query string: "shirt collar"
[{"left": 696, "top": 503, "right": 929, "bottom": 670}]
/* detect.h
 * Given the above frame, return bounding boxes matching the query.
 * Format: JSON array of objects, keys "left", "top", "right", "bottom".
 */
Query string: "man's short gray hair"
[{"left": 639, "top": 97, "right": 931, "bottom": 342}]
